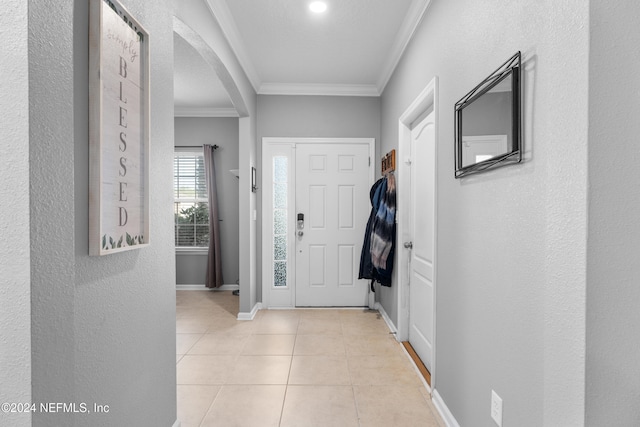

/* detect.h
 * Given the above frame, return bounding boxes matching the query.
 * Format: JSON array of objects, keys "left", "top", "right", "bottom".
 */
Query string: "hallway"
[{"left": 176, "top": 290, "right": 443, "bottom": 426}]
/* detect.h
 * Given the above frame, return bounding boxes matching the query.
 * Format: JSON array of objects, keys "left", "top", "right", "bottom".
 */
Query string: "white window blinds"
[{"left": 174, "top": 151, "right": 209, "bottom": 247}]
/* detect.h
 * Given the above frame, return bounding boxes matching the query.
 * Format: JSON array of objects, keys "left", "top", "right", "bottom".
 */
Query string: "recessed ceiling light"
[{"left": 309, "top": 1, "right": 327, "bottom": 14}]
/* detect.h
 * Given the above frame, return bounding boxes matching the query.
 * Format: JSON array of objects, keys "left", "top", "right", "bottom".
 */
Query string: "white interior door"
[
  {"left": 295, "top": 143, "right": 371, "bottom": 307},
  {"left": 408, "top": 111, "right": 436, "bottom": 371}
]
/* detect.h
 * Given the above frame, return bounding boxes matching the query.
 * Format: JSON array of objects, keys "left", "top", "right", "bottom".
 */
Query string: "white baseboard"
[
  {"left": 374, "top": 302, "right": 398, "bottom": 335},
  {"left": 432, "top": 389, "right": 460, "bottom": 427},
  {"left": 176, "top": 284, "right": 239, "bottom": 291},
  {"left": 172, "top": 419, "right": 181, "bottom": 427},
  {"left": 237, "top": 302, "right": 262, "bottom": 321}
]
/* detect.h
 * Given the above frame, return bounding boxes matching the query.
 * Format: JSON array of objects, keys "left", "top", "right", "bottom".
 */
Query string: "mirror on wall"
[{"left": 455, "top": 52, "right": 522, "bottom": 178}]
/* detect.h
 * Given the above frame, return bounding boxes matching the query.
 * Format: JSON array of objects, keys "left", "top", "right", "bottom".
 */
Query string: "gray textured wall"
[
  {"left": 175, "top": 117, "right": 240, "bottom": 286},
  {"left": 381, "top": 0, "right": 588, "bottom": 425},
  {"left": 586, "top": 1, "right": 640, "bottom": 425},
  {"left": 0, "top": 1, "right": 31, "bottom": 426},
  {"left": 29, "top": 1, "right": 177, "bottom": 426},
  {"left": 257, "top": 95, "right": 382, "bottom": 140}
]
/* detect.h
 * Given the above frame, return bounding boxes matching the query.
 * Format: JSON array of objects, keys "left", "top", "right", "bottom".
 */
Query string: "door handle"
[
  {"left": 404, "top": 241, "right": 413, "bottom": 249},
  {"left": 298, "top": 231, "right": 304, "bottom": 237}
]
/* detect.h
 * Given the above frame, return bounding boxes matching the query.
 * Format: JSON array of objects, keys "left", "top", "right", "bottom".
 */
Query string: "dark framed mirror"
[{"left": 455, "top": 52, "right": 521, "bottom": 178}]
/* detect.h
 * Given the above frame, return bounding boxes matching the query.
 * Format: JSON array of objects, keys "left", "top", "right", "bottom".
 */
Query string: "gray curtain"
[{"left": 203, "top": 144, "right": 223, "bottom": 288}]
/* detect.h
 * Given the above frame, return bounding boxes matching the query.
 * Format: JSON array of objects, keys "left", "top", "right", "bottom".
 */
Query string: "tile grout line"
[
  {"left": 342, "top": 325, "right": 364, "bottom": 427},
  {"left": 178, "top": 294, "right": 442, "bottom": 426},
  {"left": 196, "top": 386, "right": 222, "bottom": 427},
  {"left": 278, "top": 318, "right": 299, "bottom": 427},
  {"left": 182, "top": 332, "right": 205, "bottom": 356}
]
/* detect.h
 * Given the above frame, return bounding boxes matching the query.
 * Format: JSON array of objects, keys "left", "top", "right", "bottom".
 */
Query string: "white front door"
[
  {"left": 261, "top": 138, "right": 374, "bottom": 309},
  {"left": 295, "top": 143, "right": 371, "bottom": 306},
  {"left": 408, "top": 111, "right": 436, "bottom": 371}
]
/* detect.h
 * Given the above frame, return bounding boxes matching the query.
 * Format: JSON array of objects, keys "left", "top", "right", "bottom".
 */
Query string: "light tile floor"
[{"left": 176, "top": 290, "right": 445, "bottom": 427}]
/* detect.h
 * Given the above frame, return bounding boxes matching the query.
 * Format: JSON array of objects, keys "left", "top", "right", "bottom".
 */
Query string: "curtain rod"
[{"left": 176, "top": 145, "right": 219, "bottom": 150}]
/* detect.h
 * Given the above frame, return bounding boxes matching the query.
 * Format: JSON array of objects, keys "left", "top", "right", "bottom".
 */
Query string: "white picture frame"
[{"left": 89, "top": 0, "right": 150, "bottom": 255}]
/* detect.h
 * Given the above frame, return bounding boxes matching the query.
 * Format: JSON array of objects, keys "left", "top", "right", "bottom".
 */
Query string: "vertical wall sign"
[{"left": 89, "top": 0, "right": 150, "bottom": 255}]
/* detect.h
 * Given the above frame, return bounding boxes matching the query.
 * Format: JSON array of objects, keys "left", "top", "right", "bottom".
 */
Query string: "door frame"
[
  {"left": 396, "top": 77, "right": 438, "bottom": 387},
  {"left": 261, "top": 137, "right": 375, "bottom": 309}
]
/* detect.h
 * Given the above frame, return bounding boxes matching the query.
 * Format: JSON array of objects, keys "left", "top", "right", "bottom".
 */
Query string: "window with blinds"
[{"left": 174, "top": 151, "right": 209, "bottom": 248}]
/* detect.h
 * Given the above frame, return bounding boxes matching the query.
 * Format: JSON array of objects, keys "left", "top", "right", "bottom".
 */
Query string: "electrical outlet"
[{"left": 491, "top": 390, "right": 503, "bottom": 426}]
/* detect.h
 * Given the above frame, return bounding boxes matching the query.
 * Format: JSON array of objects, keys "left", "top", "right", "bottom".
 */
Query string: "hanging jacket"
[
  {"left": 358, "top": 174, "right": 396, "bottom": 287},
  {"left": 358, "top": 178, "right": 385, "bottom": 281},
  {"left": 370, "top": 173, "right": 396, "bottom": 286}
]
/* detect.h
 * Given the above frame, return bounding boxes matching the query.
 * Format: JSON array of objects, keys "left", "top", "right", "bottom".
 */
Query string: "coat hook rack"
[{"left": 381, "top": 149, "right": 396, "bottom": 175}]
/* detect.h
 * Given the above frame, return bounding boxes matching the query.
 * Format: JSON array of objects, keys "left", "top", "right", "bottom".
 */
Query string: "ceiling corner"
[
  {"left": 376, "top": 0, "right": 433, "bottom": 94},
  {"left": 258, "top": 83, "right": 380, "bottom": 97},
  {"left": 174, "top": 107, "right": 239, "bottom": 118},
  {"left": 204, "top": 0, "right": 262, "bottom": 93}
]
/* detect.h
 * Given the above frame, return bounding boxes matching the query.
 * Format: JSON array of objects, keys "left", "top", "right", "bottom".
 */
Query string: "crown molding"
[
  {"left": 204, "top": 0, "right": 261, "bottom": 92},
  {"left": 174, "top": 107, "right": 239, "bottom": 117},
  {"left": 376, "top": 0, "right": 432, "bottom": 94},
  {"left": 258, "top": 82, "right": 380, "bottom": 97}
]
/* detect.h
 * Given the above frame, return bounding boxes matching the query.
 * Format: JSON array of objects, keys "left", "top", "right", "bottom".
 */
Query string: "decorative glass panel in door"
[{"left": 273, "top": 156, "right": 288, "bottom": 287}]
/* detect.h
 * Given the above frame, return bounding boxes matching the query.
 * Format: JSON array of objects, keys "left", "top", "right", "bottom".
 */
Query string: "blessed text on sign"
[{"left": 98, "top": 1, "right": 147, "bottom": 252}]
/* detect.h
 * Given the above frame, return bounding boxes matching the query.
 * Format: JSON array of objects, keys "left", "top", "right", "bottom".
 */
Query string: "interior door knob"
[
  {"left": 298, "top": 231, "right": 304, "bottom": 237},
  {"left": 404, "top": 241, "right": 413, "bottom": 249}
]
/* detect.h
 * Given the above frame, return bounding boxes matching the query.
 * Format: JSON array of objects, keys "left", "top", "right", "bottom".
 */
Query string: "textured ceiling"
[
  {"left": 222, "top": 0, "right": 413, "bottom": 88},
  {"left": 173, "top": 0, "right": 431, "bottom": 114}
]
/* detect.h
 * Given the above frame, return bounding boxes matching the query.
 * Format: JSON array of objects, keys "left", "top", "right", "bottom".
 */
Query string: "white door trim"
[
  {"left": 261, "top": 137, "right": 375, "bottom": 309},
  {"left": 396, "top": 77, "right": 438, "bottom": 385}
]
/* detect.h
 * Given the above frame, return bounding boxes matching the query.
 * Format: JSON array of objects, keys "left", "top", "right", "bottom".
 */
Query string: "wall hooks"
[{"left": 381, "top": 149, "right": 396, "bottom": 175}]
